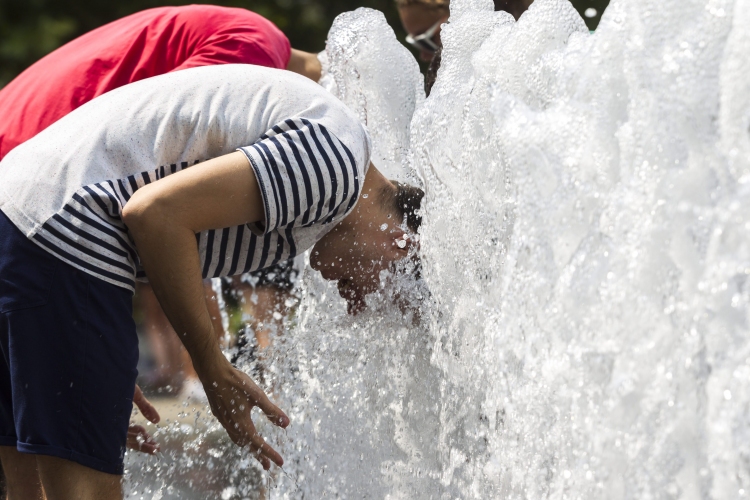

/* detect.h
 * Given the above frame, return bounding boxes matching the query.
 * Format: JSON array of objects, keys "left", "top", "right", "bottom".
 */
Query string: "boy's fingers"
[
  {"left": 226, "top": 418, "right": 256, "bottom": 448},
  {"left": 250, "top": 434, "right": 284, "bottom": 468},
  {"left": 127, "top": 424, "right": 146, "bottom": 438},
  {"left": 255, "top": 393, "right": 290, "bottom": 428},
  {"left": 139, "top": 442, "right": 159, "bottom": 454},
  {"left": 253, "top": 450, "right": 271, "bottom": 470},
  {"left": 133, "top": 384, "right": 161, "bottom": 423},
  {"left": 127, "top": 424, "right": 160, "bottom": 454}
]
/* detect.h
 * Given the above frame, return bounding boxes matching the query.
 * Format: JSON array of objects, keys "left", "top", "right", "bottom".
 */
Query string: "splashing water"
[
  {"left": 319, "top": 8, "right": 424, "bottom": 183},
  {"left": 127, "top": 0, "right": 750, "bottom": 497}
]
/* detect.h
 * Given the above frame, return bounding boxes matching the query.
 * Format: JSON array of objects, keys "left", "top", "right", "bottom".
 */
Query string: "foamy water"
[{"left": 126, "top": 0, "right": 750, "bottom": 498}]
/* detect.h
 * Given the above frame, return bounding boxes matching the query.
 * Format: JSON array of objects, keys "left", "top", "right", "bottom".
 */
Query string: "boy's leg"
[
  {"left": 136, "top": 282, "right": 185, "bottom": 393},
  {"left": 36, "top": 455, "right": 121, "bottom": 500},
  {"left": 0, "top": 446, "right": 44, "bottom": 500},
  {"left": 246, "top": 285, "right": 289, "bottom": 351},
  {"left": 1, "top": 446, "right": 121, "bottom": 500},
  {"left": 232, "top": 259, "right": 298, "bottom": 359},
  {"left": 0, "top": 212, "right": 45, "bottom": 500}
]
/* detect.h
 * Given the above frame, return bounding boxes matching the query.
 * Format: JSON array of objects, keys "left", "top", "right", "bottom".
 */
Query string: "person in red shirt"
[
  {"left": 0, "top": 5, "right": 321, "bottom": 159},
  {"left": 0, "top": 6, "right": 322, "bottom": 499}
]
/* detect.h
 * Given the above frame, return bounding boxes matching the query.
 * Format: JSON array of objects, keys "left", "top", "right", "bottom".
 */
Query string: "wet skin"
[
  {"left": 124, "top": 152, "right": 412, "bottom": 471},
  {"left": 311, "top": 166, "right": 415, "bottom": 314}
]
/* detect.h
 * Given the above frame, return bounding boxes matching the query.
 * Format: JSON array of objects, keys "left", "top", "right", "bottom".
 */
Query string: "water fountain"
[{"left": 126, "top": 0, "right": 750, "bottom": 497}]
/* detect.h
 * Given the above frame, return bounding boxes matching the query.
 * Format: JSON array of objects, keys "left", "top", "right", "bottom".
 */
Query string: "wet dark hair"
[{"left": 385, "top": 182, "right": 424, "bottom": 233}]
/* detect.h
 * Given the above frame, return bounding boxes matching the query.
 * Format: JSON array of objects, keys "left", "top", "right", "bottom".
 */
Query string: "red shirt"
[{"left": 0, "top": 5, "right": 291, "bottom": 159}]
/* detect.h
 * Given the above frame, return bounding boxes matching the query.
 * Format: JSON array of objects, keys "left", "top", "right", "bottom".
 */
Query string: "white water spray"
[{"left": 127, "top": 0, "right": 750, "bottom": 497}]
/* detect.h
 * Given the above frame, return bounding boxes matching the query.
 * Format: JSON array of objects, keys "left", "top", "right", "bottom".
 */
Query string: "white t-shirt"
[{"left": 0, "top": 64, "right": 371, "bottom": 291}]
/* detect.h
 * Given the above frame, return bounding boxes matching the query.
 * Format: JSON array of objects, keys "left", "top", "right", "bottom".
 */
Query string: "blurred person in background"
[
  {"left": 395, "top": 0, "right": 534, "bottom": 93},
  {"left": 396, "top": 0, "right": 450, "bottom": 63},
  {"left": 0, "top": 4, "right": 322, "bottom": 405}
]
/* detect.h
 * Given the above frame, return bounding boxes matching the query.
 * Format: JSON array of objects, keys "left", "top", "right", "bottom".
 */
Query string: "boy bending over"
[{"left": 0, "top": 64, "right": 422, "bottom": 499}]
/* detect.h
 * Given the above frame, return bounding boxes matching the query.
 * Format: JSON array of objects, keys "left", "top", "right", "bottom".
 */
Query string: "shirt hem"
[
  {"left": 0, "top": 199, "right": 41, "bottom": 238},
  {"left": 0, "top": 196, "right": 136, "bottom": 294},
  {"left": 28, "top": 239, "right": 136, "bottom": 294},
  {"left": 17, "top": 441, "right": 124, "bottom": 475},
  {"left": 238, "top": 147, "right": 276, "bottom": 236}
]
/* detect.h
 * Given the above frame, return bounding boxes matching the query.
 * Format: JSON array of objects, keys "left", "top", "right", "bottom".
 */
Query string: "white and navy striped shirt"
[{"left": 0, "top": 65, "right": 370, "bottom": 291}]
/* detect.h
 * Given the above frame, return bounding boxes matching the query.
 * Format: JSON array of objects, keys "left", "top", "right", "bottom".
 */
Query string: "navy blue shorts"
[{"left": 0, "top": 209, "right": 138, "bottom": 475}]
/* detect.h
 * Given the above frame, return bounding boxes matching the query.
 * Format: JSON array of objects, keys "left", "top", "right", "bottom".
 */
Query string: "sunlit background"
[{"left": 0, "top": 0, "right": 609, "bottom": 88}]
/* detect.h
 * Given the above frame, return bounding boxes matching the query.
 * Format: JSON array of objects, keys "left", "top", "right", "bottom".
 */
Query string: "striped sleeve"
[{"left": 238, "top": 118, "right": 366, "bottom": 236}]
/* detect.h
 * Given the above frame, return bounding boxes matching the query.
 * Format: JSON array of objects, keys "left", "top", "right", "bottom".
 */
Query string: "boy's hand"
[
  {"left": 201, "top": 361, "right": 289, "bottom": 470},
  {"left": 123, "top": 151, "right": 283, "bottom": 464},
  {"left": 127, "top": 424, "right": 160, "bottom": 454},
  {"left": 133, "top": 384, "right": 161, "bottom": 423},
  {"left": 129, "top": 384, "right": 161, "bottom": 454}
]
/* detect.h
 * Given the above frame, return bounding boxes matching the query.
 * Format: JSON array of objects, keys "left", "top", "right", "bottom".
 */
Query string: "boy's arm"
[
  {"left": 122, "top": 151, "right": 289, "bottom": 469},
  {"left": 286, "top": 49, "right": 323, "bottom": 82}
]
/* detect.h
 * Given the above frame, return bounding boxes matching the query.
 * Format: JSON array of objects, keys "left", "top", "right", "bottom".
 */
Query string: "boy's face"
[
  {"left": 312, "top": 218, "right": 408, "bottom": 313},
  {"left": 311, "top": 174, "right": 413, "bottom": 313}
]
